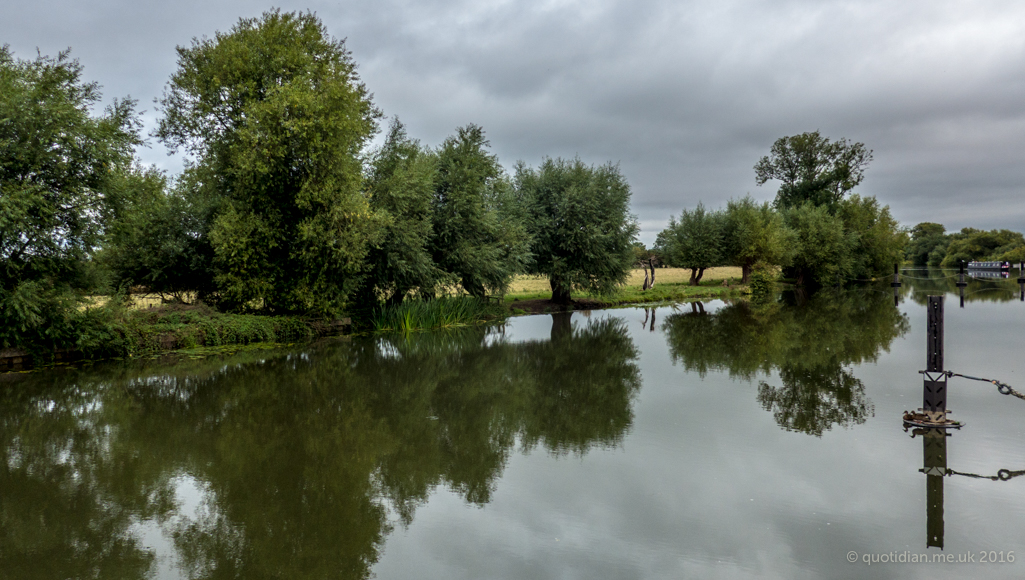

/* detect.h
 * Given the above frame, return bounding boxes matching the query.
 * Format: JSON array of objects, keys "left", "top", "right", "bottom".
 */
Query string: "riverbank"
[
  {"left": 2, "top": 268, "right": 745, "bottom": 370},
  {"left": 505, "top": 267, "right": 747, "bottom": 314},
  {"left": 1, "top": 303, "right": 349, "bottom": 372}
]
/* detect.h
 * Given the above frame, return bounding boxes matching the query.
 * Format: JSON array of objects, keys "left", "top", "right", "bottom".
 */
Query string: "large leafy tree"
[
  {"left": 156, "top": 10, "right": 383, "bottom": 315},
  {"left": 0, "top": 47, "right": 139, "bottom": 348},
  {"left": 722, "top": 195, "right": 795, "bottom": 283},
  {"left": 361, "top": 119, "right": 445, "bottom": 306},
  {"left": 515, "top": 157, "right": 638, "bottom": 304},
  {"left": 782, "top": 202, "right": 853, "bottom": 286},
  {"left": 755, "top": 131, "right": 872, "bottom": 210},
  {"left": 905, "top": 222, "right": 948, "bottom": 267},
  {"left": 655, "top": 203, "right": 725, "bottom": 285},
  {"left": 836, "top": 194, "right": 907, "bottom": 278},
  {"left": 428, "top": 125, "right": 528, "bottom": 298}
]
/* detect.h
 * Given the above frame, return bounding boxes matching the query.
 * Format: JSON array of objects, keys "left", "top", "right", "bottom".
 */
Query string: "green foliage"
[
  {"left": 940, "top": 228, "right": 1025, "bottom": 268},
  {"left": 747, "top": 268, "right": 776, "bottom": 302},
  {"left": 836, "top": 194, "right": 907, "bottom": 278},
  {"left": 156, "top": 10, "right": 384, "bottom": 315},
  {"left": 905, "top": 222, "right": 948, "bottom": 266},
  {"left": 782, "top": 202, "right": 852, "bottom": 286},
  {"left": 722, "top": 195, "right": 795, "bottom": 282},
  {"left": 0, "top": 46, "right": 140, "bottom": 353},
  {"left": 515, "top": 157, "right": 639, "bottom": 303},
  {"left": 429, "top": 125, "right": 529, "bottom": 298},
  {"left": 654, "top": 203, "right": 725, "bottom": 285},
  {"left": 361, "top": 119, "right": 446, "bottom": 306},
  {"left": 754, "top": 131, "right": 872, "bottom": 210},
  {"left": 99, "top": 166, "right": 215, "bottom": 299},
  {"left": 370, "top": 296, "right": 506, "bottom": 333}
]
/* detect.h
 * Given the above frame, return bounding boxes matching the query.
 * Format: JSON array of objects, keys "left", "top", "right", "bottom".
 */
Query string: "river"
[{"left": 2, "top": 271, "right": 1024, "bottom": 579}]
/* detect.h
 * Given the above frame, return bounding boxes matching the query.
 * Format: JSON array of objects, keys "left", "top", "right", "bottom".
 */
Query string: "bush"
[{"left": 748, "top": 269, "right": 777, "bottom": 302}]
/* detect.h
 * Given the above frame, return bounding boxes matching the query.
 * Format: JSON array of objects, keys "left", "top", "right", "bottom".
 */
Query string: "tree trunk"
[
  {"left": 642, "top": 269, "right": 650, "bottom": 291},
  {"left": 648, "top": 259, "right": 656, "bottom": 289},
  {"left": 689, "top": 268, "right": 698, "bottom": 286},
  {"left": 550, "top": 278, "right": 572, "bottom": 304},
  {"left": 387, "top": 287, "right": 406, "bottom": 307},
  {"left": 462, "top": 278, "right": 486, "bottom": 298},
  {"left": 649, "top": 307, "right": 656, "bottom": 331},
  {"left": 695, "top": 267, "right": 706, "bottom": 284},
  {"left": 741, "top": 264, "right": 751, "bottom": 284},
  {"left": 550, "top": 311, "right": 573, "bottom": 341}
]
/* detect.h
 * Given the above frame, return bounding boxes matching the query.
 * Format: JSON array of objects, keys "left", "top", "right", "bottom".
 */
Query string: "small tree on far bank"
[
  {"left": 516, "top": 158, "right": 638, "bottom": 304},
  {"left": 655, "top": 204, "right": 725, "bottom": 285}
]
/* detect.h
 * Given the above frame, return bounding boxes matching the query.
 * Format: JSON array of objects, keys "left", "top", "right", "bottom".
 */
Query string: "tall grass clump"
[{"left": 372, "top": 296, "right": 506, "bottom": 333}]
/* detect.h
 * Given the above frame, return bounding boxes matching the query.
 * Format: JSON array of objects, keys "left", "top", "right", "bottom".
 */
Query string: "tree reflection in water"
[
  {"left": 662, "top": 290, "right": 909, "bottom": 436},
  {"left": 0, "top": 316, "right": 639, "bottom": 579}
]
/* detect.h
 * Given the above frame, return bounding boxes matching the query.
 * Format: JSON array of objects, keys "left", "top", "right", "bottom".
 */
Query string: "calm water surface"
[{"left": 2, "top": 272, "right": 1025, "bottom": 579}]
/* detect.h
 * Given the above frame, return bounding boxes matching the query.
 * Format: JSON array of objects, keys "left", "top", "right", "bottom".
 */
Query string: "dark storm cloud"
[{"left": 5, "top": 0, "right": 1025, "bottom": 243}]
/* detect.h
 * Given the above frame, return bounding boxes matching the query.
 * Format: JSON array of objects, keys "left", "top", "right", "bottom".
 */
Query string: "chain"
[{"left": 946, "top": 371, "right": 1025, "bottom": 402}]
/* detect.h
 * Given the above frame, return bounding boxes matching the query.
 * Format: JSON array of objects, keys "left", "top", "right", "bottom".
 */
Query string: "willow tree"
[
  {"left": 722, "top": 196, "right": 795, "bottom": 283},
  {"left": 361, "top": 119, "right": 445, "bottom": 306},
  {"left": 515, "top": 158, "right": 638, "bottom": 304},
  {"left": 157, "top": 10, "right": 383, "bottom": 314},
  {"left": 1, "top": 47, "right": 139, "bottom": 349},
  {"left": 428, "top": 125, "right": 529, "bottom": 298},
  {"left": 655, "top": 203, "right": 725, "bottom": 286}
]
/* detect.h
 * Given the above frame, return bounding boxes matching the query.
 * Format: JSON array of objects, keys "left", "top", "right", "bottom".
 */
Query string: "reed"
[{"left": 371, "top": 296, "right": 506, "bottom": 333}]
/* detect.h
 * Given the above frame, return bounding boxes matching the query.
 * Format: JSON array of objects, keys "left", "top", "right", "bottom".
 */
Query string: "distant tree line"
[
  {"left": 1, "top": 11, "right": 639, "bottom": 351},
  {"left": 905, "top": 222, "right": 1025, "bottom": 267},
  {"left": 653, "top": 131, "right": 907, "bottom": 287}
]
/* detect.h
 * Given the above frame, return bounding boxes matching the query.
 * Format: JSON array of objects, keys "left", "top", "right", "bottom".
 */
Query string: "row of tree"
[
  {"left": 905, "top": 222, "right": 1025, "bottom": 267},
  {"left": 1, "top": 9, "right": 639, "bottom": 346},
  {"left": 654, "top": 132, "right": 907, "bottom": 286}
]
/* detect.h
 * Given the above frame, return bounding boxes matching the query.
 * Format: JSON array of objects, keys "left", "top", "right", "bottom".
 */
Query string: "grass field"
[{"left": 505, "top": 267, "right": 745, "bottom": 305}]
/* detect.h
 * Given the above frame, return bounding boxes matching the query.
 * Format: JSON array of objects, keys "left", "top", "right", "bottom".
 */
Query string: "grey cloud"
[{"left": 5, "top": 0, "right": 1025, "bottom": 244}]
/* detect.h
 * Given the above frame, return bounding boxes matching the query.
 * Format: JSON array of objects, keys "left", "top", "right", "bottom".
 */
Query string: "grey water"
[{"left": 2, "top": 272, "right": 1024, "bottom": 579}]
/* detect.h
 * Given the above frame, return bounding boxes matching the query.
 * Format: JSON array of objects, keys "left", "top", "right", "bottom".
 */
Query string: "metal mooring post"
[
  {"left": 956, "top": 261, "right": 967, "bottom": 308},
  {"left": 891, "top": 263, "right": 901, "bottom": 306},
  {"left": 1018, "top": 261, "right": 1025, "bottom": 301},
  {"left": 924, "top": 296, "right": 947, "bottom": 422}
]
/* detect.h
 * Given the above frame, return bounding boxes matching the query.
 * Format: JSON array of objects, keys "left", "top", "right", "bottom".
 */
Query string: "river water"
[{"left": 2, "top": 272, "right": 1024, "bottom": 579}]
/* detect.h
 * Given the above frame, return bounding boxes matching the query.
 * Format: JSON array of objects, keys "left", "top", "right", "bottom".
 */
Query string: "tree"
[
  {"left": 754, "top": 131, "right": 872, "bottom": 210},
  {"left": 156, "top": 10, "right": 383, "bottom": 315},
  {"left": 782, "top": 202, "right": 853, "bottom": 286},
  {"left": 361, "top": 119, "right": 445, "bottom": 306},
  {"left": 428, "top": 125, "right": 529, "bottom": 298},
  {"left": 515, "top": 158, "right": 639, "bottom": 303},
  {"left": 836, "top": 194, "right": 907, "bottom": 278},
  {"left": 722, "top": 196, "right": 795, "bottom": 283},
  {"left": 940, "top": 228, "right": 1025, "bottom": 268},
  {"left": 655, "top": 204, "right": 725, "bottom": 285},
  {"left": 99, "top": 166, "right": 215, "bottom": 300},
  {"left": 905, "top": 222, "right": 948, "bottom": 267},
  {"left": 1, "top": 46, "right": 139, "bottom": 349}
]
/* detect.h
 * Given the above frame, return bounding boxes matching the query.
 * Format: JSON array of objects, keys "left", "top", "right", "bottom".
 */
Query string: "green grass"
[{"left": 371, "top": 296, "right": 507, "bottom": 333}]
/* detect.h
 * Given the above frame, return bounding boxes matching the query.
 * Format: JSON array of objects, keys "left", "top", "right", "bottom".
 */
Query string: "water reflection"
[
  {"left": 0, "top": 316, "right": 640, "bottom": 579},
  {"left": 662, "top": 290, "right": 910, "bottom": 436},
  {"left": 901, "top": 268, "right": 1025, "bottom": 304}
]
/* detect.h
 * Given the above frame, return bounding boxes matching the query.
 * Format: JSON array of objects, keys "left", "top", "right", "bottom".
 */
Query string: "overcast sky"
[{"left": 4, "top": 0, "right": 1025, "bottom": 244}]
